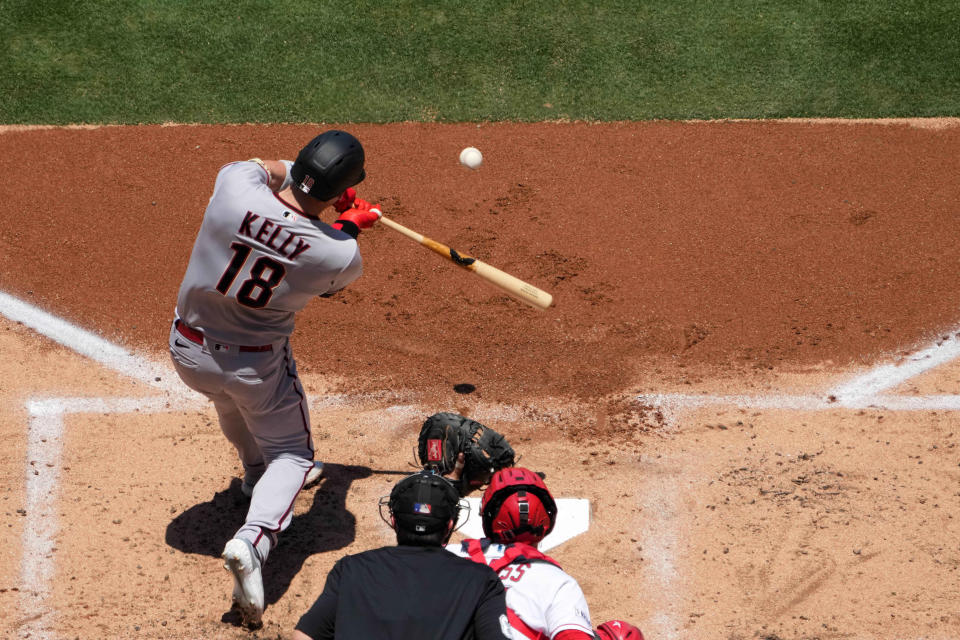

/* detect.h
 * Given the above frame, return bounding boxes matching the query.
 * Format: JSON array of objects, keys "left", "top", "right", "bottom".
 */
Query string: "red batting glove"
[
  {"left": 332, "top": 206, "right": 382, "bottom": 238},
  {"left": 339, "top": 207, "right": 381, "bottom": 229},
  {"left": 332, "top": 187, "right": 357, "bottom": 213},
  {"left": 352, "top": 197, "right": 374, "bottom": 211}
]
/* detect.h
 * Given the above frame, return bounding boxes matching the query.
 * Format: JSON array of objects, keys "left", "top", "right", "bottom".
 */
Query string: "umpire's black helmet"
[
  {"left": 384, "top": 470, "right": 461, "bottom": 537},
  {"left": 290, "top": 130, "right": 366, "bottom": 201}
]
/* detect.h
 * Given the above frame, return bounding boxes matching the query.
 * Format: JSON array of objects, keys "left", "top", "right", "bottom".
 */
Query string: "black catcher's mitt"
[{"left": 418, "top": 412, "right": 515, "bottom": 495}]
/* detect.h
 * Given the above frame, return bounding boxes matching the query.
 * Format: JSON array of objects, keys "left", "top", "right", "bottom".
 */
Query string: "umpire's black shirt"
[{"left": 295, "top": 545, "right": 510, "bottom": 640}]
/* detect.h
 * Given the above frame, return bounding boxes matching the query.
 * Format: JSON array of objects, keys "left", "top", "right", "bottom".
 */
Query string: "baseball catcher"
[
  {"left": 450, "top": 467, "right": 596, "bottom": 640},
  {"left": 417, "top": 412, "right": 515, "bottom": 495}
]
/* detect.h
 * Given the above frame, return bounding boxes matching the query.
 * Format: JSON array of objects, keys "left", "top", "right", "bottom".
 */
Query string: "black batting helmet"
[
  {"left": 290, "top": 130, "right": 366, "bottom": 201},
  {"left": 382, "top": 470, "right": 462, "bottom": 538}
]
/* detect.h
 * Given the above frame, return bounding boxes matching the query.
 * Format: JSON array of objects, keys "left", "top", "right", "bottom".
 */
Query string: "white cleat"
[
  {"left": 304, "top": 460, "right": 324, "bottom": 488},
  {"left": 222, "top": 538, "right": 264, "bottom": 627}
]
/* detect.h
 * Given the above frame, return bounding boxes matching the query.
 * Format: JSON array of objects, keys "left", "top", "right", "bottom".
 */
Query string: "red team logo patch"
[{"left": 427, "top": 438, "right": 443, "bottom": 462}]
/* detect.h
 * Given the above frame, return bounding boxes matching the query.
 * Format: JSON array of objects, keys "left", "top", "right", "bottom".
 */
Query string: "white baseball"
[{"left": 459, "top": 146, "right": 483, "bottom": 169}]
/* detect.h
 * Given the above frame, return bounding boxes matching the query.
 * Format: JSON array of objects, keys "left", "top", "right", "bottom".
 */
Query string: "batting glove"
[
  {"left": 332, "top": 187, "right": 357, "bottom": 213},
  {"left": 332, "top": 207, "right": 382, "bottom": 238},
  {"left": 344, "top": 198, "right": 376, "bottom": 213}
]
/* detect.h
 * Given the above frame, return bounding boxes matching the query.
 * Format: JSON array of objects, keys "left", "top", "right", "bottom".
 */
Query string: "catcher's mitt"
[{"left": 418, "top": 412, "right": 515, "bottom": 495}]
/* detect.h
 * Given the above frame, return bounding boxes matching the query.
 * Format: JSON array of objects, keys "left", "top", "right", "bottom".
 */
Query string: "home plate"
[{"left": 450, "top": 498, "right": 590, "bottom": 552}]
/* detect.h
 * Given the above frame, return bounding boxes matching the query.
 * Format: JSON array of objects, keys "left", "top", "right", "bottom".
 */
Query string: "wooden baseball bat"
[{"left": 375, "top": 213, "right": 554, "bottom": 310}]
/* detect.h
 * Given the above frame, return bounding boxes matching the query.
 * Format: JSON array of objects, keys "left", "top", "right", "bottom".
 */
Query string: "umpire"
[{"left": 292, "top": 471, "right": 511, "bottom": 640}]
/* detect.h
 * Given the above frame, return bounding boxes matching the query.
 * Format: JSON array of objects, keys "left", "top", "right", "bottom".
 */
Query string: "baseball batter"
[
  {"left": 168, "top": 130, "right": 380, "bottom": 627},
  {"left": 451, "top": 468, "right": 595, "bottom": 640}
]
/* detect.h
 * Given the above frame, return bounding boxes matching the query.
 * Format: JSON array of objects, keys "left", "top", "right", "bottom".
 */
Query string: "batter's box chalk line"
[{"left": 636, "top": 328, "right": 960, "bottom": 421}]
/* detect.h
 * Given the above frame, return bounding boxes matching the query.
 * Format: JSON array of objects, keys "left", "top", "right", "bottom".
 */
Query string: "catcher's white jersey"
[
  {"left": 450, "top": 540, "right": 593, "bottom": 640},
  {"left": 176, "top": 160, "right": 362, "bottom": 345}
]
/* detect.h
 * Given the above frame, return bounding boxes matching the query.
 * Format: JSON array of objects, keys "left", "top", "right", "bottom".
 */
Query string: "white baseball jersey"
[
  {"left": 450, "top": 539, "right": 593, "bottom": 640},
  {"left": 176, "top": 160, "right": 362, "bottom": 345}
]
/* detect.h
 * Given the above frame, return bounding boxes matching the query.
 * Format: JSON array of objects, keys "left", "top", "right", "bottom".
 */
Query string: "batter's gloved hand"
[
  {"left": 351, "top": 197, "right": 381, "bottom": 212},
  {"left": 332, "top": 207, "right": 381, "bottom": 239},
  {"left": 333, "top": 187, "right": 357, "bottom": 213}
]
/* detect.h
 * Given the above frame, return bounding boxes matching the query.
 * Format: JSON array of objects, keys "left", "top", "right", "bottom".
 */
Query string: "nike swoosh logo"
[{"left": 174, "top": 339, "right": 190, "bottom": 348}]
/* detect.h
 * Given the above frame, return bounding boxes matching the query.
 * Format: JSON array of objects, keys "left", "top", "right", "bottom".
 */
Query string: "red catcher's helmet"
[
  {"left": 480, "top": 467, "right": 557, "bottom": 544},
  {"left": 596, "top": 620, "right": 645, "bottom": 640}
]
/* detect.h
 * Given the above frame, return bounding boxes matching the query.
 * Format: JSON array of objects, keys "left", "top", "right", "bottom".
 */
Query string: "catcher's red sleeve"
[{"left": 554, "top": 630, "right": 594, "bottom": 640}]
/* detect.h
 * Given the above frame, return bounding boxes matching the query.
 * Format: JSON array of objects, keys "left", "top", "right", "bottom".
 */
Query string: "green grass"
[{"left": 2, "top": 0, "right": 958, "bottom": 123}]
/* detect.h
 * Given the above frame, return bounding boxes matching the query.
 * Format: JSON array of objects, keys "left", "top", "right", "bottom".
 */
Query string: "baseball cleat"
[
  {"left": 304, "top": 460, "right": 324, "bottom": 488},
  {"left": 240, "top": 478, "right": 256, "bottom": 499},
  {"left": 222, "top": 538, "right": 264, "bottom": 627}
]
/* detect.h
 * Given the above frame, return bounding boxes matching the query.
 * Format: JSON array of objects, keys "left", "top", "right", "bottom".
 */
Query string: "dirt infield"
[{"left": 2, "top": 121, "right": 960, "bottom": 639}]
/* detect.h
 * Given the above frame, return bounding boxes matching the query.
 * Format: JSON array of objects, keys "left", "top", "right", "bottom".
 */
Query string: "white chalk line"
[
  {"left": 637, "top": 327, "right": 960, "bottom": 418},
  {"left": 0, "top": 292, "right": 179, "bottom": 393},
  {"left": 632, "top": 460, "right": 684, "bottom": 640},
  {"left": 829, "top": 330, "right": 960, "bottom": 401},
  {"left": 19, "top": 411, "right": 62, "bottom": 636},
  {"left": 639, "top": 391, "right": 960, "bottom": 414}
]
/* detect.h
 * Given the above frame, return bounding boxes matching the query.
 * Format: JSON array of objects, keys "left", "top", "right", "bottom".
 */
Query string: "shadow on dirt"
[{"left": 165, "top": 463, "right": 405, "bottom": 619}]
